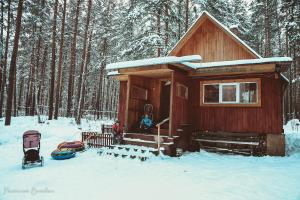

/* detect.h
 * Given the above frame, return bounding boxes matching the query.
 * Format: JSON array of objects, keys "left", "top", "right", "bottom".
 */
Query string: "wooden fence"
[{"left": 81, "top": 132, "right": 114, "bottom": 148}]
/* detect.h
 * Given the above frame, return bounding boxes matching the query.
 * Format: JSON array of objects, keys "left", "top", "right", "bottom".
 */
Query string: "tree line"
[{"left": 0, "top": 0, "right": 299, "bottom": 125}]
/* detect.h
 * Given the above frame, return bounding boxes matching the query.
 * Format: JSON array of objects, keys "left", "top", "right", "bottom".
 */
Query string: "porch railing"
[{"left": 156, "top": 117, "right": 169, "bottom": 155}]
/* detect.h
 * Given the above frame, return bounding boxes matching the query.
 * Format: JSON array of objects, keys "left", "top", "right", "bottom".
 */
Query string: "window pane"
[
  {"left": 240, "top": 82, "right": 257, "bottom": 103},
  {"left": 222, "top": 85, "right": 236, "bottom": 102},
  {"left": 204, "top": 85, "right": 219, "bottom": 103}
]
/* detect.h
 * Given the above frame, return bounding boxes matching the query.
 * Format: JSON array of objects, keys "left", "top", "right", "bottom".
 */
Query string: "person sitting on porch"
[
  {"left": 140, "top": 114, "right": 153, "bottom": 133},
  {"left": 112, "top": 120, "right": 123, "bottom": 144}
]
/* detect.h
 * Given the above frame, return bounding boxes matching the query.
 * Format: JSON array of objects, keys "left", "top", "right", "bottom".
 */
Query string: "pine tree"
[
  {"left": 67, "top": 0, "right": 81, "bottom": 117},
  {"left": 54, "top": 0, "right": 67, "bottom": 120},
  {"left": 0, "top": 0, "right": 11, "bottom": 118},
  {"left": 5, "top": 0, "right": 24, "bottom": 125}
]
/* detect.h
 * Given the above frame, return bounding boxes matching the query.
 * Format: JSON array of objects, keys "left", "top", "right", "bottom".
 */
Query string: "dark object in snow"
[
  {"left": 150, "top": 150, "right": 159, "bottom": 156},
  {"left": 139, "top": 156, "right": 147, "bottom": 161},
  {"left": 22, "top": 130, "right": 44, "bottom": 169},
  {"left": 114, "top": 153, "right": 119, "bottom": 157},
  {"left": 51, "top": 149, "right": 76, "bottom": 160}
]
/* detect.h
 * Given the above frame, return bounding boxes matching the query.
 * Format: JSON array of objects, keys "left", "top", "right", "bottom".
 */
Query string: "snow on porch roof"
[
  {"left": 106, "top": 55, "right": 202, "bottom": 70},
  {"left": 183, "top": 57, "right": 293, "bottom": 69}
]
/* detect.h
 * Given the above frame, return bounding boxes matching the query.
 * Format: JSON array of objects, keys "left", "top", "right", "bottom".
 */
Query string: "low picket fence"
[{"left": 81, "top": 132, "right": 114, "bottom": 148}]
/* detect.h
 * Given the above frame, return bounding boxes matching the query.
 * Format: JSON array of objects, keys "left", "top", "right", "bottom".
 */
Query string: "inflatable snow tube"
[
  {"left": 57, "top": 141, "right": 85, "bottom": 152},
  {"left": 51, "top": 149, "right": 76, "bottom": 160}
]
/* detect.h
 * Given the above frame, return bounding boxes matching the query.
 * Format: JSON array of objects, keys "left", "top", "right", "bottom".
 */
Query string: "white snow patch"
[
  {"left": 107, "top": 71, "right": 120, "bottom": 76},
  {"left": 284, "top": 119, "right": 300, "bottom": 155},
  {"left": 183, "top": 57, "right": 293, "bottom": 69},
  {"left": 0, "top": 117, "right": 300, "bottom": 200}
]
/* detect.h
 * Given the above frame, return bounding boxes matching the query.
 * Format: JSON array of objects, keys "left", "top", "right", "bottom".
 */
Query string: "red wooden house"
[{"left": 107, "top": 11, "right": 292, "bottom": 156}]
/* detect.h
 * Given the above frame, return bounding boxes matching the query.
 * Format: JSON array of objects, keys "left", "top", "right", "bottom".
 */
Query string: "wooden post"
[{"left": 157, "top": 125, "right": 160, "bottom": 155}]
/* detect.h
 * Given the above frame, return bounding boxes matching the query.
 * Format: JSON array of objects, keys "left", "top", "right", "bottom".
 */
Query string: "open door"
[{"left": 160, "top": 81, "right": 171, "bottom": 122}]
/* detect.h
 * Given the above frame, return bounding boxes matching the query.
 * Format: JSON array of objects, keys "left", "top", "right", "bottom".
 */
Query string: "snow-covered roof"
[
  {"left": 107, "top": 71, "right": 120, "bottom": 76},
  {"left": 168, "top": 11, "right": 262, "bottom": 59},
  {"left": 183, "top": 57, "right": 293, "bottom": 69},
  {"left": 106, "top": 55, "right": 202, "bottom": 70}
]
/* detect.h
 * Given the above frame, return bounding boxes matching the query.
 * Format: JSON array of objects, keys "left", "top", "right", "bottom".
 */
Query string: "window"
[
  {"left": 240, "top": 82, "right": 257, "bottom": 103},
  {"left": 204, "top": 84, "right": 219, "bottom": 103},
  {"left": 200, "top": 78, "right": 261, "bottom": 107},
  {"left": 176, "top": 83, "right": 188, "bottom": 99},
  {"left": 131, "top": 85, "right": 148, "bottom": 100}
]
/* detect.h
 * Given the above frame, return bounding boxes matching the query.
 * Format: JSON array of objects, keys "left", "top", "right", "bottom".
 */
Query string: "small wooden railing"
[
  {"left": 82, "top": 132, "right": 114, "bottom": 148},
  {"left": 155, "top": 118, "right": 169, "bottom": 155}
]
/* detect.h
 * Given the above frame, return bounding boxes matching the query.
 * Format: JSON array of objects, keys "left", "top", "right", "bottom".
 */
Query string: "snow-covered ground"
[{"left": 0, "top": 116, "right": 300, "bottom": 200}]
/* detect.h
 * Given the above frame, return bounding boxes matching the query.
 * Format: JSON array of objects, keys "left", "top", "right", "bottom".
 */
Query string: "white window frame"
[
  {"left": 219, "top": 83, "right": 239, "bottom": 104},
  {"left": 203, "top": 81, "right": 258, "bottom": 105}
]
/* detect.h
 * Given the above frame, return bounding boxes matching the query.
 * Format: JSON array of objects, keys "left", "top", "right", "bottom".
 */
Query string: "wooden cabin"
[{"left": 107, "top": 11, "right": 292, "bottom": 156}]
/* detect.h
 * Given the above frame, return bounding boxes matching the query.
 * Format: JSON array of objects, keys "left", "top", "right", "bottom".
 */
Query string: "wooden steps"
[
  {"left": 123, "top": 132, "right": 179, "bottom": 156},
  {"left": 97, "top": 145, "right": 160, "bottom": 161},
  {"left": 192, "top": 131, "right": 267, "bottom": 156}
]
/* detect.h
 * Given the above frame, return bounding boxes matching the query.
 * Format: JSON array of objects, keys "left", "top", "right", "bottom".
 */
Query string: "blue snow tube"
[{"left": 51, "top": 149, "right": 76, "bottom": 160}]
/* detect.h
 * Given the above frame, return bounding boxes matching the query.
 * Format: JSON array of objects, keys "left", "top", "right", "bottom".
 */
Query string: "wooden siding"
[
  {"left": 118, "top": 81, "right": 127, "bottom": 128},
  {"left": 170, "top": 71, "right": 190, "bottom": 135},
  {"left": 176, "top": 19, "right": 255, "bottom": 62},
  {"left": 188, "top": 73, "right": 283, "bottom": 134},
  {"left": 127, "top": 75, "right": 160, "bottom": 131}
]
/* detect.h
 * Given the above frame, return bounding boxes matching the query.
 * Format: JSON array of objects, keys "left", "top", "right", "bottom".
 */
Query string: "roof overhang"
[
  {"left": 107, "top": 57, "right": 293, "bottom": 79},
  {"left": 106, "top": 55, "right": 202, "bottom": 71}
]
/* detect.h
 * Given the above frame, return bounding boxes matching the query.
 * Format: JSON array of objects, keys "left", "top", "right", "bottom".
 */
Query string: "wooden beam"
[
  {"left": 168, "top": 71, "right": 174, "bottom": 137},
  {"left": 119, "top": 64, "right": 169, "bottom": 74},
  {"left": 124, "top": 75, "right": 131, "bottom": 131},
  {"left": 115, "top": 74, "right": 128, "bottom": 81},
  {"left": 189, "top": 64, "right": 275, "bottom": 77}
]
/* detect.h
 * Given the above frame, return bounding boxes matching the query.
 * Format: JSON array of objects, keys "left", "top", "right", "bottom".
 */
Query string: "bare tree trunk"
[
  {"left": 96, "top": 38, "right": 107, "bottom": 119},
  {"left": 0, "top": 0, "right": 11, "bottom": 118},
  {"left": 67, "top": 0, "right": 81, "bottom": 117},
  {"left": 75, "top": 35, "right": 91, "bottom": 124},
  {"left": 18, "top": 76, "right": 24, "bottom": 113},
  {"left": 54, "top": 0, "right": 67, "bottom": 120},
  {"left": 37, "top": 45, "right": 47, "bottom": 114},
  {"left": 185, "top": 0, "right": 189, "bottom": 32},
  {"left": 13, "top": 70, "right": 17, "bottom": 116},
  {"left": 165, "top": 4, "right": 169, "bottom": 49},
  {"left": 0, "top": 0, "right": 3, "bottom": 117},
  {"left": 177, "top": 0, "right": 183, "bottom": 39},
  {"left": 5, "top": 0, "right": 24, "bottom": 125},
  {"left": 48, "top": 0, "right": 59, "bottom": 120},
  {"left": 264, "top": 0, "right": 271, "bottom": 57},
  {"left": 76, "top": 0, "right": 92, "bottom": 110},
  {"left": 157, "top": 8, "right": 161, "bottom": 57}
]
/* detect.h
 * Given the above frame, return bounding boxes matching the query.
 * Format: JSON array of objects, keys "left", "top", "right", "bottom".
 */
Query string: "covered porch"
[{"left": 113, "top": 64, "right": 193, "bottom": 137}]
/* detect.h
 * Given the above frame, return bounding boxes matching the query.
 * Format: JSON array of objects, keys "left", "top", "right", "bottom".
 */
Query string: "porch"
[{"left": 117, "top": 64, "right": 191, "bottom": 139}]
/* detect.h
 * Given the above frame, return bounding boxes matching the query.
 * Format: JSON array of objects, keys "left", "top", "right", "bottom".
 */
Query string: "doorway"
[{"left": 160, "top": 81, "right": 171, "bottom": 122}]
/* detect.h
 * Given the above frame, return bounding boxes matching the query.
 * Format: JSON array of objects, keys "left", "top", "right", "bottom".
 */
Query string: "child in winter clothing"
[
  {"left": 140, "top": 114, "right": 153, "bottom": 134},
  {"left": 112, "top": 120, "right": 123, "bottom": 144}
]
